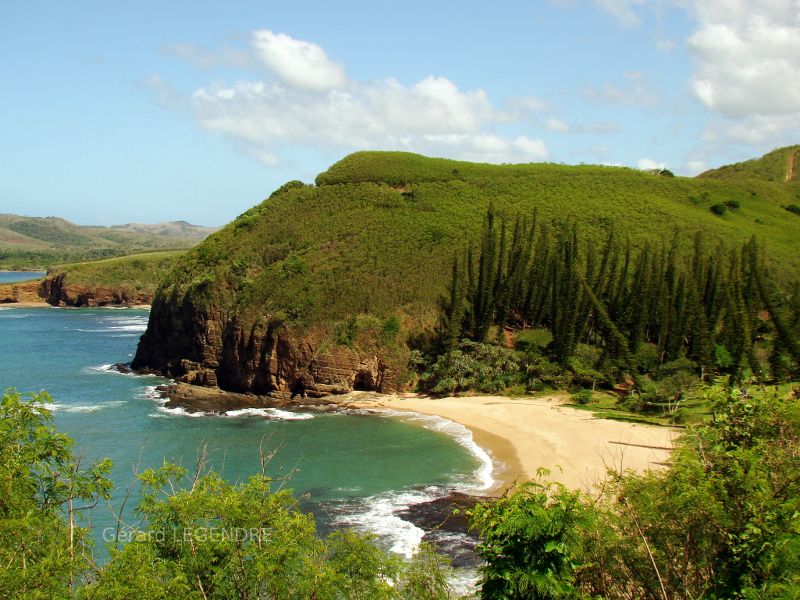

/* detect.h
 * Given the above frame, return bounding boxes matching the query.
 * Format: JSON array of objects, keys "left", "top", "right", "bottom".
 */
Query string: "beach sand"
[
  {"left": 352, "top": 394, "right": 678, "bottom": 495},
  {"left": 0, "top": 301, "right": 49, "bottom": 307}
]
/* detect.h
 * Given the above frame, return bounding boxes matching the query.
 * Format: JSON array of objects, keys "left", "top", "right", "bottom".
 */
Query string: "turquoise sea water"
[
  {"left": 0, "top": 306, "right": 488, "bottom": 560},
  {"left": 0, "top": 271, "right": 45, "bottom": 283}
]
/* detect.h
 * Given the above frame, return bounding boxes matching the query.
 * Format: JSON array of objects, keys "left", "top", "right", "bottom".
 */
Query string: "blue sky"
[{"left": 2, "top": 1, "right": 798, "bottom": 226}]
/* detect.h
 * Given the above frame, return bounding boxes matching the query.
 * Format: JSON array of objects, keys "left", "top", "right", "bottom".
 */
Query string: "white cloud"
[
  {"left": 688, "top": 2, "right": 800, "bottom": 118},
  {"left": 686, "top": 159, "right": 707, "bottom": 174},
  {"left": 251, "top": 30, "right": 346, "bottom": 91},
  {"left": 546, "top": 117, "right": 571, "bottom": 132},
  {"left": 637, "top": 157, "right": 667, "bottom": 170},
  {"left": 593, "top": 0, "right": 646, "bottom": 27},
  {"left": 143, "top": 74, "right": 182, "bottom": 110},
  {"left": 160, "top": 31, "right": 550, "bottom": 166}
]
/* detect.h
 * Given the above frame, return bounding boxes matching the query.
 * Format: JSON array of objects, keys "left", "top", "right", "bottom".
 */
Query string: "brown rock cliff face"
[
  {"left": 39, "top": 273, "right": 152, "bottom": 307},
  {"left": 0, "top": 280, "right": 44, "bottom": 304},
  {"left": 132, "top": 293, "right": 398, "bottom": 399}
]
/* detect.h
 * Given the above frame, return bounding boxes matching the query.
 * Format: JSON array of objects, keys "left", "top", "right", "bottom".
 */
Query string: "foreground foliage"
[
  {"left": 0, "top": 389, "right": 453, "bottom": 599},
  {"left": 469, "top": 386, "right": 800, "bottom": 599}
]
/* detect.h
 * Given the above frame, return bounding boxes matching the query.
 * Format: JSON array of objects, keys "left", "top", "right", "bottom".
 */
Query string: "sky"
[{"left": 2, "top": 0, "right": 799, "bottom": 226}]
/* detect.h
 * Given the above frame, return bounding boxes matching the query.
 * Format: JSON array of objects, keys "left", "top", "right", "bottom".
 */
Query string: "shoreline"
[
  {"left": 350, "top": 394, "right": 678, "bottom": 494},
  {"left": 0, "top": 302, "right": 151, "bottom": 309},
  {"left": 0, "top": 301, "right": 49, "bottom": 307},
  {"left": 145, "top": 382, "right": 677, "bottom": 495}
]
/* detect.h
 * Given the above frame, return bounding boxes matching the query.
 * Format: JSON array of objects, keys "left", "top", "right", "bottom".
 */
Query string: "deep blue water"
[{"left": 0, "top": 306, "right": 488, "bottom": 559}]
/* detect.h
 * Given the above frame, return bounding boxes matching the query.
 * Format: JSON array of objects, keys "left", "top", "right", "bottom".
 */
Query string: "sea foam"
[{"left": 49, "top": 400, "right": 127, "bottom": 413}]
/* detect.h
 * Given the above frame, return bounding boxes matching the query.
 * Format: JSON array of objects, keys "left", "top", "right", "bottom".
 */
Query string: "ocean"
[
  {"left": 0, "top": 303, "right": 490, "bottom": 576},
  {"left": 0, "top": 271, "right": 46, "bottom": 284}
]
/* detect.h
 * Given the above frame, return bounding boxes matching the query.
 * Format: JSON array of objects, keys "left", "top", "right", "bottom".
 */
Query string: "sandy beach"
[
  {"left": 0, "top": 301, "right": 49, "bottom": 307},
  {"left": 352, "top": 394, "right": 678, "bottom": 495}
]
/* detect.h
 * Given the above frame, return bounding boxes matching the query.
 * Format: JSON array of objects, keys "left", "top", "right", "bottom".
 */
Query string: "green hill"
[
  {"left": 699, "top": 144, "right": 800, "bottom": 187},
  {"left": 41, "top": 250, "right": 187, "bottom": 304},
  {"left": 133, "top": 147, "right": 800, "bottom": 396},
  {"left": 0, "top": 214, "right": 217, "bottom": 270}
]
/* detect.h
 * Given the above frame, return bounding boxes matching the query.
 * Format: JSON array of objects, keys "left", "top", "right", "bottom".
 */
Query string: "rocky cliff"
[
  {"left": 0, "top": 280, "right": 44, "bottom": 304},
  {"left": 39, "top": 272, "right": 153, "bottom": 307},
  {"left": 132, "top": 294, "right": 399, "bottom": 398}
]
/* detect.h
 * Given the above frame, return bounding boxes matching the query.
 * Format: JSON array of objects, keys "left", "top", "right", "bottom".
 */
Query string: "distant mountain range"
[{"left": 0, "top": 214, "right": 218, "bottom": 269}]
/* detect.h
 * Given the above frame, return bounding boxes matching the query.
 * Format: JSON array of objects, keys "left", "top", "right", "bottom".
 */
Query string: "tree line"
[{"left": 440, "top": 204, "right": 800, "bottom": 385}]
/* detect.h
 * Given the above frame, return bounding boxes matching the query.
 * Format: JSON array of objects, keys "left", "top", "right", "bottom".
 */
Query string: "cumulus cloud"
[
  {"left": 685, "top": 0, "right": 800, "bottom": 154},
  {"left": 190, "top": 76, "right": 548, "bottom": 165},
  {"left": 251, "top": 30, "right": 346, "bottom": 91},
  {"left": 688, "top": 0, "right": 800, "bottom": 118},
  {"left": 160, "top": 30, "right": 549, "bottom": 166}
]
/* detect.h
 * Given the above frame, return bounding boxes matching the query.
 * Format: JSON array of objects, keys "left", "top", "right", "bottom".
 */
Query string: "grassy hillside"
[
  {"left": 0, "top": 214, "right": 217, "bottom": 270},
  {"left": 46, "top": 250, "right": 187, "bottom": 293},
  {"left": 699, "top": 144, "right": 800, "bottom": 187},
  {"left": 159, "top": 149, "right": 800, "bottom": 329}
]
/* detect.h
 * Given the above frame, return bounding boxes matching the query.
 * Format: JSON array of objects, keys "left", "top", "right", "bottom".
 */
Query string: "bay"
[{"left": 0, "top": 306, "right": 486, "bottom": 560}]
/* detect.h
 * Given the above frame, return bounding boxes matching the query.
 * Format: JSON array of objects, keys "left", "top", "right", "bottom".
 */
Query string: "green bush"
[
  {"left": 710, "top": 203, "right": 727, "bottom": 216},
  {"left": 570, "top": 389, "right": 594, "bottom": 405},
  {"left": 786, "top": 204, "right": 800, "bottom": 216},
  {"left": 334, "top": 315, "right": 359, "bottom": 346},
  {"left": 421, "top": 341, "right": 522, "bottom": 395}
]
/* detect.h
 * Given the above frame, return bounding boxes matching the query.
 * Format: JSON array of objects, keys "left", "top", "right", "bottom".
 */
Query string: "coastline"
[
  {"left": 0, "top": 301, "right": 49, "bottom": 307},
  {"left": 0, "top": 302, "right": 151, "bottom": 309},
  {"left": 351, "top": 394, "right": 678, "bottom": 495}
]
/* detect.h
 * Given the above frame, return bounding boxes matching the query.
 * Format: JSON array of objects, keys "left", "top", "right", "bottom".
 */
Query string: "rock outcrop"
[
  {"left": 0, "top": 280, "right": 45, "bottom": 304},
  {"left": 40, "top": 273, "right": 153, "bottom": 307},
  {"left": 132, "top": 297, "right": 400, "bottom": 399}
]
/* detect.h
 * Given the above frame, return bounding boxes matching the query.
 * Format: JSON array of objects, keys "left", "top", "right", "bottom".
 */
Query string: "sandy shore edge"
[
  {"left": 0, "top": 301, "right": 49, "bottom": 307},
  {"left": 350, "top": 394, "right": 679, "bottom": 495}
]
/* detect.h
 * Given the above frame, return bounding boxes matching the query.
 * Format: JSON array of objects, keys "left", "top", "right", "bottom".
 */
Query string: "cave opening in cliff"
[{"left": 353, "top": 371, "right": 374, "bottom": 391}]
